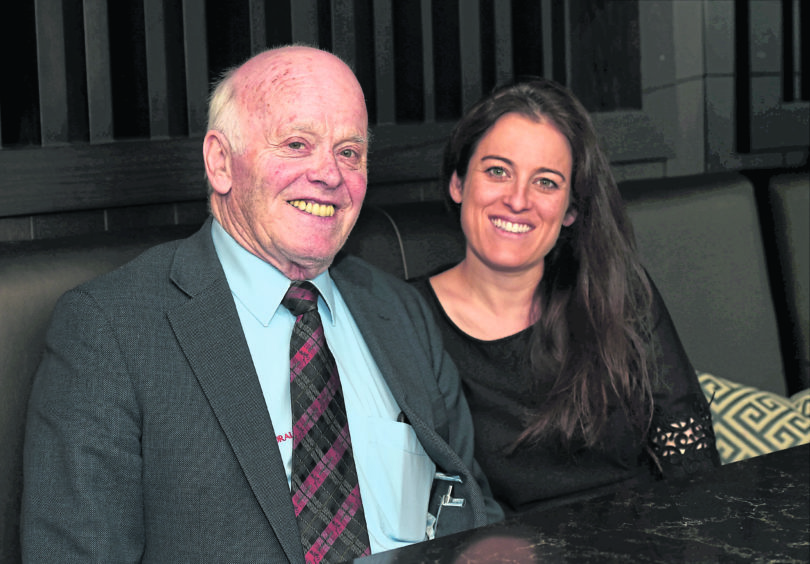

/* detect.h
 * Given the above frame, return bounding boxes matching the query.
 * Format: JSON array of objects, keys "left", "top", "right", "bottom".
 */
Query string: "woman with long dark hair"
[{"left": 411, "top": 78, "right": 720, "bottom": 514}]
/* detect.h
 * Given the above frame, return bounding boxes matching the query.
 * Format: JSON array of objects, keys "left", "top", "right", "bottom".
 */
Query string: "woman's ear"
[
  {"left": 203, "top": 131, "right": 233, "bottom": 195},
  {"left": 449, "top": 172, "right": 464, "bottom": 204},
  {"left": 563, "top": 207, "right": 577, "bottom": 227}
]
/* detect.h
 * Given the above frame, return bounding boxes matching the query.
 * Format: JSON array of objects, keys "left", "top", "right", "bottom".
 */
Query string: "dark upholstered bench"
[
  {"left": 2, "top": 171, "right": 807, "bottom": 562},
  {"left": 621, "top": 172, "right": 786, "bottom": 395}
]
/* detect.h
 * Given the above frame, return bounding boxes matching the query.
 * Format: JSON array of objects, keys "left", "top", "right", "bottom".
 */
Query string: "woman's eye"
[
  {"left": 536, "top": 177, "right": 559, "bottom": 189},
  {"left": 486, "top": 166, "right": 507, "bottom": 177}
]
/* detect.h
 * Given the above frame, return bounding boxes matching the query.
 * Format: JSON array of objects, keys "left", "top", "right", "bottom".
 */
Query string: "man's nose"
[{"left": 307, "top": 149, "right": 343, "bottom": 188}]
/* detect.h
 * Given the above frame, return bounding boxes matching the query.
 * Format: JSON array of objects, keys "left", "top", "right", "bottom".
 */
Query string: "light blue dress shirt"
[{"left": 211, "top": 220, "right": 436, "bottom": 553}]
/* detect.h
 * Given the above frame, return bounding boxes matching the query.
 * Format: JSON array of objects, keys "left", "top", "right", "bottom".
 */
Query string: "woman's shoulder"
[{"left": 408, "top": 264, "right": 456, "bottom": 300}]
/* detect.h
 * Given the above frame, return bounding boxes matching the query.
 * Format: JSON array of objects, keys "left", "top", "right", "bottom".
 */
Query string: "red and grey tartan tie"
[{"left": 282, "top": 281, "right": 371, "bottom": 563}]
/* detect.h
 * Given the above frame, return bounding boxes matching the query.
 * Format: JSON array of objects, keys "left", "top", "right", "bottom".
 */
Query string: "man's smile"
[{"left": 288, "top": 199, "right": 336, "bottom": 217}]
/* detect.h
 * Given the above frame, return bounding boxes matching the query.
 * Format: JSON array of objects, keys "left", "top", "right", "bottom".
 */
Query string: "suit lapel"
[
  {"left": 331, "top": 255, "right": 444, "bottom": 443},
  {"left": 165, "top": 222, "right": 304, "bottom": 563}
]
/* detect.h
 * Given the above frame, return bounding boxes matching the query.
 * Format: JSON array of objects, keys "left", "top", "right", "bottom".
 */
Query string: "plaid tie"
[{"left": 282, "top": 281, "right": 371, "bottom": 563}]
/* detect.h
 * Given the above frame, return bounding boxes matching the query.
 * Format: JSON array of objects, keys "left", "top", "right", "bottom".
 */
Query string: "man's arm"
[
  {"left": 425, "top": 313, "right": 505, "bottom": 527},
  {"left": 22, "top": 289, "right": 145, "bottom": 562}
]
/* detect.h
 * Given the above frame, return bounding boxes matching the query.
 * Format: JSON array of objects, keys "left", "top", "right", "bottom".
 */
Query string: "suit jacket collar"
[
  {"left": 330, "top": 253, "right": 429, "bottom": 438},
  {"left": 164, "top": 226, "right": 448, "bottom": 560},
  {"left": 165, "top": 218, "right": 305, "bottom": 563}
]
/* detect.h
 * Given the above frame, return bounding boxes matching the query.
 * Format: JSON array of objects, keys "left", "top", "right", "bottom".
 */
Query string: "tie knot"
[{"left": 282, "top": 281, "right": 320, "bottom": 316}]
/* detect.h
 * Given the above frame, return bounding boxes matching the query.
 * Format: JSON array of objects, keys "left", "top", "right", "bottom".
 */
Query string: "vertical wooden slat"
[
  {"left": 182, "top": 0, "right": 208, "bottom": 135},
  {"left": 373, "top": 0, "right": 395, "bottom": 124},
  {"left": 562, "top": 0, "right": 571, "bottom": 85},
  {"left": 541, "top": 0, "right": 555, "bottom": 79},
  {"left": 420, "top": 0, "right": 436, "bottom": 122},
  {"left": 144, "top": 0, "right": 169, "bottom": 139},
  {"left": 800, "top": 0, "right": 809, "bottom": 100},
  {"left": 331, "top": 0, "right": 356, "bottom": 67},
  {"left": 782, "top": 0, "right": 794, "bottom": 101},
  {"left": 248, "top": 0, "right": 266, "bottom": 55},
  {"left": 493, "top": 0, "right": 513, "bottom": 85},
  {"left": 458, "top": 0, "right": 482, "bottom": 111},
  {"left": 792, "top": 0, "right": 801, "bottom": 99},
  {"left": 291, "top": 0, "right": 319, "bottom": 46},
  {"left": 34, "top": 0, "right": 69, "bottom": 145},
  {"left": 83, "top": 0, "right": 113, "bottom": 143}
]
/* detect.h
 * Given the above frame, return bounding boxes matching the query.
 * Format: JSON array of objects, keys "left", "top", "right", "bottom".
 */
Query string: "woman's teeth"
[{"left": 492, "top": 218, "right": 530, "bottom": 233}]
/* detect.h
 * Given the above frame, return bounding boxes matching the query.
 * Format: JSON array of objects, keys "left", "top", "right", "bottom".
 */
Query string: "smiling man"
[{"left": 21, "top": 46, "right": 501, "bottom": 564}]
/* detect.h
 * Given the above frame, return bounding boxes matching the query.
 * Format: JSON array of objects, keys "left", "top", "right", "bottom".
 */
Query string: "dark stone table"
[{"left": 354, "top": 443, "right": 809, "bottom": 563}]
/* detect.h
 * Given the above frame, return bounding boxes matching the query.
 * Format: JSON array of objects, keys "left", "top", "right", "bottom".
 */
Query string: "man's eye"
[
  {"left": 288, "top": 141, "right": 305, "bottom": 150},
  {"left": 340, "top": 148, "right": 357, "bottom": 159}
]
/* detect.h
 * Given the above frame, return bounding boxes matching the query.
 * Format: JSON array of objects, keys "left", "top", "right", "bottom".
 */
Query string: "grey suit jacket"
[{"left": 21, "top": 220, "right": 501, "bottom": 563}]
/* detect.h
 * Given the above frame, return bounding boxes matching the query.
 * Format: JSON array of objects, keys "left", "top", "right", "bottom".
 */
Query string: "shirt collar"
[{"left": 210, "top": 219, "right": 338, "bottom": 326}]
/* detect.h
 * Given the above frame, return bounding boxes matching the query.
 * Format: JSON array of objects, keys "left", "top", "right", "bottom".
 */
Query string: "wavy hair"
[{"left": 442, "top": 78, "right": 656, "bottom": 449}]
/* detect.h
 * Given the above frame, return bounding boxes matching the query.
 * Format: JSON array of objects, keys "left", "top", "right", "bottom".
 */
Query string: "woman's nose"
[{"left": 503, "top": 180, "right": 530, "bottom": 211}]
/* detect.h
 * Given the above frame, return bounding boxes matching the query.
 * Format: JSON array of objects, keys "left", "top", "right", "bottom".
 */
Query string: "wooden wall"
[{"left": 0, "top": 0, "right": 807, "bottom": 242}]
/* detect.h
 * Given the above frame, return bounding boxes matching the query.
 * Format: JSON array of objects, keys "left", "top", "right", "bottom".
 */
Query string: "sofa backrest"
[
  {"left": 621, "top": 172, "right": 786, "bottom": 395},
  {"left": 0, "top": 225, "right": 198, "bottom": 563},
  {"left": 0, "top": 205, "right": 462, "bottom": 563},
  {"left": 767, "top": 172, "right": 810, "bottom": 390},
  {"left": 0, "top": 173, "right": 800, "bottom": 561}
]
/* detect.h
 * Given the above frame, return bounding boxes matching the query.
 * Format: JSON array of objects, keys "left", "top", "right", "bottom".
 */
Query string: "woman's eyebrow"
[{"left": 480, "top": 155, "right": 567, "bottom": 182}]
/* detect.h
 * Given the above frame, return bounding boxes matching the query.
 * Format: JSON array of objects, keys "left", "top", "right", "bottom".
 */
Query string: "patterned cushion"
[
  {"left": 698, "top": 373, "right": 810, "bottom": 464},
  {"left": 792, "top": 387, "right": 810, "bottom": 417}
]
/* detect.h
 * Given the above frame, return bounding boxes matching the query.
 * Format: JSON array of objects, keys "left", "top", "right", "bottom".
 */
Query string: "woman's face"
[{"left": 451, "top": 112, "right": 576, "bottom": 277}]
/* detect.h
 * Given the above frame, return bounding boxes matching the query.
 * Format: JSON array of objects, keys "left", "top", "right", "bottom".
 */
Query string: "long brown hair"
[{"left": 442, "top": 78, "right": 656, "bottom": 449}]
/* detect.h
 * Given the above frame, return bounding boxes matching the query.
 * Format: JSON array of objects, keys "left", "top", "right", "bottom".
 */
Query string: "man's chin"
[{"left": 275, "top": 250, "right": 339, "bottom": 280}]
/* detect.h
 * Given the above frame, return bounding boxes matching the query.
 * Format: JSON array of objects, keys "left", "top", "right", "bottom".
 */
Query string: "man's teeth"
[
  {"left": 492, "top": 218, "right": 530, "bottom": 233},
  {"left": 288, "top": 200, "right": 335, "bottom": 217}
]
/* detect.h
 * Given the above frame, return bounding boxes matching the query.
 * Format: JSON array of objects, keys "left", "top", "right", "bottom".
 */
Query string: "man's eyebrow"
[
  {"left": 343, "top": 134, "right": 368, "bottom": 145},
  {"left": 287, "top": 124, "right": 367, "bottom": 145}
]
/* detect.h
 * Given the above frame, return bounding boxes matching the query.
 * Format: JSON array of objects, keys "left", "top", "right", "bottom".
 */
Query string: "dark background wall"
[{"left": 0, "top": 0, "right": 807, "bottom": 242}]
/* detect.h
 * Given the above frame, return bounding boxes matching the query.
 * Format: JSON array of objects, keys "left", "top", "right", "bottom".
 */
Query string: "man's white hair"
[{"left": 207, "top": 66, "right": 245, "bottom": 155}]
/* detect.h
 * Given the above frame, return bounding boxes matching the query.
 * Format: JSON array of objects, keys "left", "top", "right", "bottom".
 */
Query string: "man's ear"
[
  {"left": 449, "top": 172, "right": 464, "bottom": 204},
  {"left": 203, "top": 131, "right": 233, "bottom": 195},
  {"left": 563, "top": 207, "right": 577, "bottom": 227}
]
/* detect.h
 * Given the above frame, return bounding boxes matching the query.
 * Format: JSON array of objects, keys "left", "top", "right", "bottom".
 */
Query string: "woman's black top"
[{"left": 411, "top": 276, "right": 720, "bottom": 515}]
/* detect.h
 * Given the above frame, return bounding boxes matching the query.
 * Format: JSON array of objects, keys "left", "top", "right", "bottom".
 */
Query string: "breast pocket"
[{"left": 361, "top": 417, "right": 436, "bottom": 543}]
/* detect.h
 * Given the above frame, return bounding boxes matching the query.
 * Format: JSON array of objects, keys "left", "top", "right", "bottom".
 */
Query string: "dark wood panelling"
[
  {"left": 84, "top": 0, "right": 113, "bottom": 143},
  {"left": 0, "top": 139, "right": 205, "bottom": 217},
  {"left": 331, "top": 0, "right": 356, "bottom": 66},
  {"left": 144, "top": 0, "right": 170, "bottom": 138},
  {"left": 373, "top": 0, "right": 395, "bottom": 125},
  {"left": 458, "top": 0, "right": 482, "bottom": 111},
  {"left": 2, "top": 0, "right": 805, "bottom": 243},
  {"left": 568, "top": 0, "right": 642, "bottom": 112},
  {"left": 182, "top": 0, "right": 209, "bottom": 135},
  {"left": 291, "top": 0, "right": 319, "bottom": 45},
  {"left": 34, "top": 0, "right": 69, "bottom": 145}
]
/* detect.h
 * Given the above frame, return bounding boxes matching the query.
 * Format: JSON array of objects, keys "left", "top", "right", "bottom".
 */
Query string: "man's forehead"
[{"left": 238, "top": 49, "right": 360, "bottom": 99}]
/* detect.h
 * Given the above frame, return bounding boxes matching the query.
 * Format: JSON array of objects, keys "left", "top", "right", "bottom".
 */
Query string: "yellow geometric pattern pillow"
[
  {"left": 698, "top": 373, "right": 810, "bottom": 464},
  {"left": 792, "top": 387, "right": 810, "bottom": 416}
]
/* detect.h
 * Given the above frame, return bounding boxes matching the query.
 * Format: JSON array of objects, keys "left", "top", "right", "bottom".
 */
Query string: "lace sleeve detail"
[{"left": 648, "top": 395, "right": 719, "bottom": 479}]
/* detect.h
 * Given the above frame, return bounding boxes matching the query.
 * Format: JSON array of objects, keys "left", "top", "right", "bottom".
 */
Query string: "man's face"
[{"left": 209, "top": 48, "right": 368, "bottom": 280}]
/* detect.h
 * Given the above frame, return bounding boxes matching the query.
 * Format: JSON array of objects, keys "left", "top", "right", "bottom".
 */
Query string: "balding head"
[
  {"left": 208, "top": 46, "right": 366, "bottom": 155},
  {"left": 203, "top": 46, "right": 369, "bottom": 280}
]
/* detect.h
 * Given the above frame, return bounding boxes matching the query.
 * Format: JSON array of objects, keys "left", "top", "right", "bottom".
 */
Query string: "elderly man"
[{"left": 21, "top": 46, "right": 501, "bottom": 563}]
